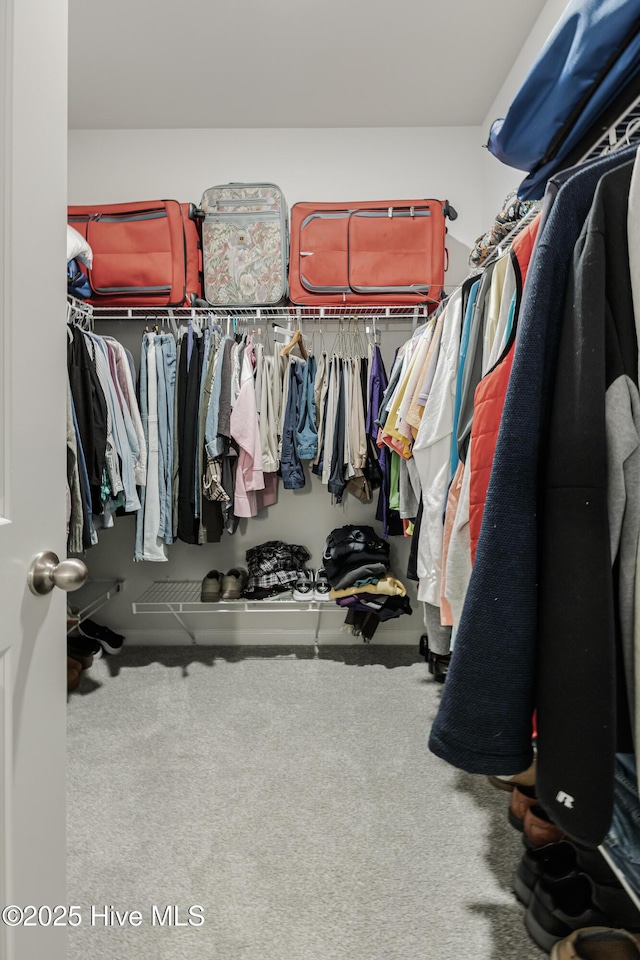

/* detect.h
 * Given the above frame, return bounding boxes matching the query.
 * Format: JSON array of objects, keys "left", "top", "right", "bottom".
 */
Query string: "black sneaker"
[
  {"left": 68, "top": 632, "right": 102, "bottom": 667},
  {"left": 525, "top": 872, "right": 640, "bottom": 953},
  {"left": 514, "top": 841, "right": 617, "bottom": 908},
  {"left": 78, "top": 618, "right": 124, "bottom": 655}
]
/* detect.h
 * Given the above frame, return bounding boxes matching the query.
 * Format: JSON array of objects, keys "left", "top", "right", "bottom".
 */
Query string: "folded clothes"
[
  {"left": 328, "top": 561, "right": 389, "bottom": 591},
  {"left": 376, "top": 596, "right": 413, "bottom": 622},
  {"left": 330, "top": 574, "right": 406, "bottom": 600},
  {"left": 323, "top": 525, "right": 389, "bottom": 582},
  {"left": 337, "top": 594, "right": 413, "bottom": 620},
  {"left": 324, "top": 550, "right": 391, "bottom": 584},
  {"left": 337, "top": 594, "right": 387, "bottom": 610}
]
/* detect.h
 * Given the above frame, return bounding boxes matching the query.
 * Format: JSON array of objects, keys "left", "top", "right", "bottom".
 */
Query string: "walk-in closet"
[{"left": 4, "top": 0, "right": 640, "bottom": 959}]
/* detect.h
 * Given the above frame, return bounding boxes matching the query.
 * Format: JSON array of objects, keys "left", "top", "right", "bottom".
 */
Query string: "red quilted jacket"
[{"left": 468, "top": 216, "right": 540, "bottom": 561}]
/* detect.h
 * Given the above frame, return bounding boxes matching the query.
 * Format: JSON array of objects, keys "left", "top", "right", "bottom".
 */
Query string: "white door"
[{"left": 1, "top": 0, "right": 70, "bottom": 958}]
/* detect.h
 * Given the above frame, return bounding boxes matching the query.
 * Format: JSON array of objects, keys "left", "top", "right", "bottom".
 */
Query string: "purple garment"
[
  {"left": 366, "top": 345, "right": 387, "bottom": 437},
  {"left": 368, "top": 346, "right": 390, "bottom": 533}
]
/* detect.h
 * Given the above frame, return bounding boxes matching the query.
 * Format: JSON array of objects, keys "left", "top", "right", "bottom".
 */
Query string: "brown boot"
[
  {"left": 508, "top": 784, "right": 538, "bottom": 831},
  {"left": 523, "top": 803, "right": 566, "bottom": 848},
  {"left": 67, "top": 657, "right": 82, "bottom": 693}
]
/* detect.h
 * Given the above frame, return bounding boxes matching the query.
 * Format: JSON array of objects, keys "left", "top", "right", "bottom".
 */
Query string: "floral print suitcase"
[{"left": 199, "top": 183, "right": 289, "bottom": 306}]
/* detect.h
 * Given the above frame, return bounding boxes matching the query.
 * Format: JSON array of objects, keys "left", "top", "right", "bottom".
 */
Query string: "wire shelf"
[
  {"left": 67, "top": 579, "right": 124, "bottom": 634},
  {"left": 579, "top": 92, "right": 640, "bottom": 165},
  {"left": 132, "top": 580, "right": 338, "bottom": 614},
  {"left": 70, "top": 301, "right": 433, "bottom": 324}
]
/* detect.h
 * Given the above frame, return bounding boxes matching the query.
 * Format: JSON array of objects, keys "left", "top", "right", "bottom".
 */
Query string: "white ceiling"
[{"left": 68, "top": 0, "right": 549, "bottom": 130}]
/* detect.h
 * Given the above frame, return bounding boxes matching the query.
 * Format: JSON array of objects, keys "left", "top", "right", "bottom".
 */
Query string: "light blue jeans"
[
  {"left": 603, "top": 753, "right": 640, "bottom": 896},
  {"left": 295, "top": 354, "right": 318, "bottom": 461}
]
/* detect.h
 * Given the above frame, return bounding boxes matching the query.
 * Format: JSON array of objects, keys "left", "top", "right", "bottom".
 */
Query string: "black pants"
[
  {"left": 67, "top": 326, "right": 107, "bottom": 516},
  {"left": 177, "top": 335, "right": 204, "bottom": 544}
]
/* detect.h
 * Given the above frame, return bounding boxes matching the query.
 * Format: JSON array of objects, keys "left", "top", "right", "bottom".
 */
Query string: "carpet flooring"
[{"left": 67, "top": 646, "right": 544, "bottom": 960}]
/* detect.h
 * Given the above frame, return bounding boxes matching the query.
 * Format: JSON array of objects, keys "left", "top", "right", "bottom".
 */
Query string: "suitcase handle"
[{"left": 444, "top": 247, "right": 449, "bottom": 272}]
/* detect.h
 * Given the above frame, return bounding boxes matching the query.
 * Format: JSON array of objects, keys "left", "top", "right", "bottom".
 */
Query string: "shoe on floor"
[
  {"left": 525, "top": 872, "right": 640, "bottom": 953},
  {"left": 524, "top": 803, "right": 566, "bottom": 849},
  {"left": 221, "top": 568, "right": 247, "bottom": 601},
  {"left": 261, "top": 589, "right": 293, "bottom": 601},
  {"left": 551, "top": 927, "right": 640, "bottom": 960},
  {"left": 67, "top": 633, "right": 101, "bottom": 668},
  {"left": 201, "top": 570, "right": 222, "bottom": 602},
  {"left": 313, "top": 568, "right": 331, "bottom": 602},
  {"left": 488, "top": 758, "right": 538, "bottom": 792},
  {"left": 427, "top": 650, "right": 451, "bottom": 683},
  {"left": 67, "top": 656, "right": 82, "bottom": 693},
  {"left": 508, "top": 783, "right": 538, "bottom": 831},
  {"left": 514, "top": 841, "right": 619, "bottom": 908},
  {"left": 78, "top": 618, "right": 124, "bottom": 655},
  {"left": 293, "top": 570, "right": 314, "bottom": 602}
]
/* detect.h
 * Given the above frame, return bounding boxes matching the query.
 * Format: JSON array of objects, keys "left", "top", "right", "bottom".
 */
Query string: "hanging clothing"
[
  {"left": 467, "top": 219, "right": 540, "bottom": 563},
  {"left": 413, "top": 287, "right": 464, "bottom": 607},
  {"left": 230, "top": 342, "right": 278, "bottom": 518},
  {"left": 176, "top": 329, "right": 204, "bottom": 543},
  {"left": 536, "top": 159, "right": 638, "bottom": 846},
  {"left": 428, "top": 143, "right": 639, "bottom": 803},
  {"left": 67, "top": 324, "right": 107, "bottom": 516},
  {"left": 281, "top": 358, "right": 307, "bottom": 490}
]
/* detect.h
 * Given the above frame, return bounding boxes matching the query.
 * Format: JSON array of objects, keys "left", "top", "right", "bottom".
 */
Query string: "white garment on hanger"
[
  {"left": 444, "top": 447, "right": 473, "bottom": 627},
  {"left": 413, "top": 287, "right": 464, "bottom": 607}
]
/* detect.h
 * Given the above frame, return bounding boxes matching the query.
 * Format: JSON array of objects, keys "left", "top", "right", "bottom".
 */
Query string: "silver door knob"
[{"left": 27, "top": 551, "right": 88, "bottom": 596}]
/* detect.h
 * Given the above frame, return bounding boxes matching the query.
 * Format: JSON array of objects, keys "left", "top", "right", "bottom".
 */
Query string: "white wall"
[
  {"left": 68, "top": 126, "right": 485, "bottom": 290},
  {"left": 67, "top": 125, "right": 486, "bottom": 646},
  {"left": 480, "top": 0, "right": 570, "bottom": 223}
]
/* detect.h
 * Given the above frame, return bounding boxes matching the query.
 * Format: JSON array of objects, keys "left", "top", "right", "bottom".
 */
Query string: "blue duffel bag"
[{"left": 487, "top": 0, "right": 640, "bottom": 199}]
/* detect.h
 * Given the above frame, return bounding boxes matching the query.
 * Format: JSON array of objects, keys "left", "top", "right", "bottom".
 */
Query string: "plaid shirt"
[
  {"left": 245, "top": 570, "right": 300, "bottom": 592},
  {"left": 245, "top": 540, "right": 310, "bottom": 578}
]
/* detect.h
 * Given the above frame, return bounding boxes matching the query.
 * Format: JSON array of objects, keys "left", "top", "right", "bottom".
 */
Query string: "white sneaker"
[
  {"left": 292, "top": 570, "right": 314, "bottom": 602},
  {"left": 313, "top": 568, "right": 332, "bottom": 602}
]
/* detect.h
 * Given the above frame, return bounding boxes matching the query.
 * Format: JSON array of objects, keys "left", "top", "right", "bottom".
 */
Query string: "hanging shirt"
[{"left": 412, "top": 287, "right": 464, "bottom": 606}]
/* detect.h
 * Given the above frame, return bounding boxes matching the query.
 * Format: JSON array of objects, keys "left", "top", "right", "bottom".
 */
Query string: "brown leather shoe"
[
  {"left": 524, "top": 803, "right": 566, "bottom": 848},
  {"left": 67, "top": 657, "right": 82, "bottom": 693},
  {"left": 508, "top": 784, "right": 539, "bottom": 831},
  {"left": 488, "top": 758, "right": 538, "bottom": 792},
  {"left": 551, "top": 927, "right": 640, "bottom": 960}
]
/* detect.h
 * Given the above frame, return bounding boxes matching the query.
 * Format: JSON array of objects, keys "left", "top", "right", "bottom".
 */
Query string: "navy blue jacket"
[{"left": 428, "top": 145, "right": 638, "bottom": 777}]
